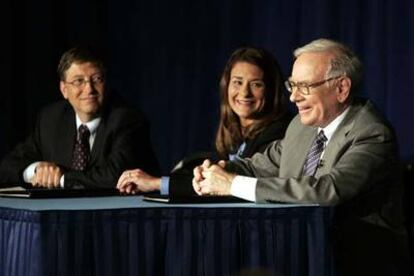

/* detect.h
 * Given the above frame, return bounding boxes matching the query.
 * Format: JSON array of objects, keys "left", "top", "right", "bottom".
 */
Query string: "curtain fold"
[{"left": 0, "top": 206, "right": 334, "bottom": 276}]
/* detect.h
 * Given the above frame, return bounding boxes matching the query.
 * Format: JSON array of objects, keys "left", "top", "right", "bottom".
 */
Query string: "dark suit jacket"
[
  {"left": 0, "top": 99, "right": 160, "bottom": 188},
  {"left": 168, "top": 112, "right": 293, "bottom": 196},
  {"left": 227, "top": 98, "right": 412, "bottom": 274}
]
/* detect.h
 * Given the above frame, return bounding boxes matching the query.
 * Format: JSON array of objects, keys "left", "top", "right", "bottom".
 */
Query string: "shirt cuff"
[
  {"left": 160, "top": 176, "right": 170, "bottom": 195},
  {"left": 60, "top": 175, "right": 65, "bottom": 188},
  {"left": 230, "top": 175, "right": 257, "bottom": 202},
  {"left": 23, "top": 162, "right": 40, "bottom": 183}
]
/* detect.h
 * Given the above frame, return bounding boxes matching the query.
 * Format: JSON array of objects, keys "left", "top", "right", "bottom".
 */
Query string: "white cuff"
[
  {"left": 60, "top": 175, "right": 65, "bottom": 188},
  {"left": 230, "top": 175, "right": 257, "bottom": 202},
  {"left": 23, "top": 162, "right": 40, "bottom": 183}
]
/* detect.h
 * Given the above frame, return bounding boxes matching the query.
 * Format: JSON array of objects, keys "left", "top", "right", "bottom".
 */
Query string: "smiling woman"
[
  {"left": 216, "top": 47, "right": 291, "bottom": 158},
  {"left": 227, "top": 62, "right": 266, "bottom": 128},
  {"left": 117, "top": 46, "right": 293, "bottom": 196}
]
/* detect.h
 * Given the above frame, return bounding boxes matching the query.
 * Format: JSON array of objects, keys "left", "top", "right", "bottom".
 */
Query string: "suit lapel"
[
  {"left": 282, "top": 121, "right": 317, "bottom": 177},
  {"left": 242, "top": 137, "right": 258, "bottom": 158},
  {"left": 56, "top": 106, "right": 76, "bottom": 167},
  {"left": 90, "top": 120, "right": 106, "bottom": 165},
  {"left": 315, "top": 101, "right": 362, "bottom": 177}
]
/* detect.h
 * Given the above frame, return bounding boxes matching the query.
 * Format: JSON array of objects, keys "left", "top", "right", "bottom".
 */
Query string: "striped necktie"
[{"left": 302, "top": 130, "right": 327, "bottom": 176}]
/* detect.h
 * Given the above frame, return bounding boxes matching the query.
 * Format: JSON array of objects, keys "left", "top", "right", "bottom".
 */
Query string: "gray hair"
[{"left": 294, "top": 38, "right": 362, "bottom": 93}]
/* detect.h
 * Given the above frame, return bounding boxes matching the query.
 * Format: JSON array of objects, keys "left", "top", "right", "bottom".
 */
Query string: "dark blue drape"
[
  {"left": 2, "top": 0, "right": 413, "bottom": 172},
  {"left": 0, "top": 203, "right": 334, "bottom": 276}
]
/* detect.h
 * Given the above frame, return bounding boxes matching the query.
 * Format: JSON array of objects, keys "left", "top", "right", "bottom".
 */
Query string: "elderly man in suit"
[
  {"left": 0, "top": 46, "right": 159, "bottom": 189},
  {"left": 193, "top": 39, "right": 411, "bottom": 274}
]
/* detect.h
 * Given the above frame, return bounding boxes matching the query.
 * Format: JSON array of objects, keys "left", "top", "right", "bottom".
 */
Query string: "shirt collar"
[
  {"left": 319, "top": 106, "right": 350, "bottom": 143},
  {"left": 75, "top": 115, "right": 101, "bottom": 135}
]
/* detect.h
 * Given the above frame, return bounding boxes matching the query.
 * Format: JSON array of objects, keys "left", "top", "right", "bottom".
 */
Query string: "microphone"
[{"left": 317, "top": 159, "right": 325, "bottom": 168}]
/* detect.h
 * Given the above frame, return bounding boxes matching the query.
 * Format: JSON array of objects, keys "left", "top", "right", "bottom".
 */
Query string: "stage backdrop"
[{"left": 2, "top": 0, "right": 413, "bottom": 173}]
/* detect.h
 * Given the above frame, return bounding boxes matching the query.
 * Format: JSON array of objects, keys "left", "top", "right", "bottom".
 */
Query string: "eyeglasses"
[
  {"left": 64, "top": 75, "right": 105, "bottom": 88},
  {"left": 284, "top": 75, "right": 342, "bottom": 95}
]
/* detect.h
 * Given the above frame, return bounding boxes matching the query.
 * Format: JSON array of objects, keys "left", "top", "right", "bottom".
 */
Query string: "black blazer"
[
  {"left": 0, "top": 99, "right": 160, "bottom": 188},
  {"left": 168, "top": 112, "right": 293, "bottom": 196}
]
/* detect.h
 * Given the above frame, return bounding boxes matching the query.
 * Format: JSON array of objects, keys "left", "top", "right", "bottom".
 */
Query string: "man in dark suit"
[
  {"left": 193, "top": 39, "right": 412, "bottom": 274},
  {"left": 0, "top": 46, "right": 159, "bottom": 189}
]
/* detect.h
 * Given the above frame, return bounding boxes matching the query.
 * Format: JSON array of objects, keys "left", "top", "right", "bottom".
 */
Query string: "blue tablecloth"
[{"left": 0, "top": 196, "right": 335, "bottom": 276}]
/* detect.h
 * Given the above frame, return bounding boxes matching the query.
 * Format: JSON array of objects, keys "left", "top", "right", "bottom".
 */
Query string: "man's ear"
[
  {"left": 60, "top": 81, "right": 68, "bottom": 99},
  {"left": 337, "top": 77, "right": 351, "bottom": 103}
]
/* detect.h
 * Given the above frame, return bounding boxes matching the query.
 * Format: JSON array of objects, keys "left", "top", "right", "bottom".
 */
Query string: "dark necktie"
[
  {"left": 71, "top": 124, "right": 91, "bottom": 171},
  {"left": 302, "top": 130, "right": 327, "bottom": 176}
]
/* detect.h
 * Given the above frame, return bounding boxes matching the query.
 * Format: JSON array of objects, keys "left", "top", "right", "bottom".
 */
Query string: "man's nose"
[
  {"left": 289, "top": 88, "right": 302, "bottom": 103},
  {"left": 83, "top": 81, "right": 95, "bottom": 93}
]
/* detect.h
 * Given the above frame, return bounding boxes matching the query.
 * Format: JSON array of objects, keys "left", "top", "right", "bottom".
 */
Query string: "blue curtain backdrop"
[{"left": 2, "top": 0, "right": 413, "bottom": 173}]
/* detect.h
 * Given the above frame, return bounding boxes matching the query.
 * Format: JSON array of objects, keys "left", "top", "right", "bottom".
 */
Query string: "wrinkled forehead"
[{"left": 291, "top": 52, "right": 333, "bottom": 82}]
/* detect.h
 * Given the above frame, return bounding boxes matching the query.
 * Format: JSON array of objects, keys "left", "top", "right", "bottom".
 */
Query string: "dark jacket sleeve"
[
  {"left": 0, "top": 110, "right": 45, "bottom": 187},
  {"left": 168, "top": 113, "right": 293, "bottom": 196},
  {"left": 241, "top": 112, "right": 293, "bottom": 158}
]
